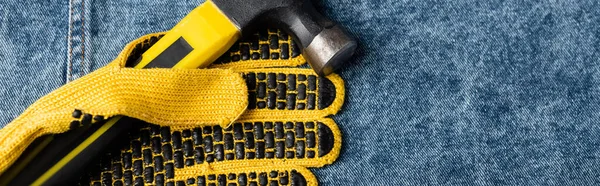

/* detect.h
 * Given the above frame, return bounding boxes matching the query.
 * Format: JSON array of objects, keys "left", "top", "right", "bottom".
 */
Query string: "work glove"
[
  {"left": 79, "top": 30, "right": 345, "bottom": 186},
  {"left": 0, "top": 28, "right": 344, "bottom": 186}
]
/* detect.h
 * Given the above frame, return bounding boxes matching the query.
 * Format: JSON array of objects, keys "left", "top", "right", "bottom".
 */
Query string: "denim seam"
[
  {"left": 66, "top": 0, "right": 90, "bottom": 82},
  {"left": 66, "top": 0, "right": 74, "bottom": 82},
  {"left": 80, "top": 0, "right": 86, "bottom": 77}
]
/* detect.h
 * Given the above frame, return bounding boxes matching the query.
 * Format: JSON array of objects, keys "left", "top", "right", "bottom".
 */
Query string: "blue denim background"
[{"left": 2, "top": 0, "right": 600, "bottom": 185}]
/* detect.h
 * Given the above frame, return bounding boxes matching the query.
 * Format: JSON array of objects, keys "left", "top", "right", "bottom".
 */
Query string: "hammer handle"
[{"left": 135, "top": 0, "right": 241, "bottom": 69}]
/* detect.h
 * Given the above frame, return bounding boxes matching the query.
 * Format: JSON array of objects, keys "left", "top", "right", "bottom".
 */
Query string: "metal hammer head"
[{"left": 212, "top": 0, "right": 357, "bottom": 76}]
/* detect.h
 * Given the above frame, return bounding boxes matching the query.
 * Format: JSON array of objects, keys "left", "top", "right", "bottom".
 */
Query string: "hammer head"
[{"left": 212, "top": 0, "right": 357, "bottom": 76}]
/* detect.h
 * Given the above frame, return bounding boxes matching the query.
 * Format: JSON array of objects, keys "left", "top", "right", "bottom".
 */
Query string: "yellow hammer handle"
[{"left": 135, "top": 0, "right": 241, "bottom": 69}]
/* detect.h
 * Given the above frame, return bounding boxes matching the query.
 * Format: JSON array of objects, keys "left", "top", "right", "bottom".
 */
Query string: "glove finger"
[
  {"left": 80, "top": 118, "right": 339, "bottom": 185},
  {"left": 174, "top": 166, "right": 317, "bottom": 186},
  {"left": 170, "top": 118, "right": 342, "bottom": 167},
  {"left": 85, "top": 163, "right": 316, "bottom": 186},
  {"left": 234, "top": 68, "right": 344, "bottom": 120},
  {"left": 209, "top": 28, "right": 307, "bottom": 69}
]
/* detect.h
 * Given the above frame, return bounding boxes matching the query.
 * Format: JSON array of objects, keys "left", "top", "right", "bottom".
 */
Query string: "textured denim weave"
[{"left": 2, "top": 0, "right": 600, "bottom": 185}]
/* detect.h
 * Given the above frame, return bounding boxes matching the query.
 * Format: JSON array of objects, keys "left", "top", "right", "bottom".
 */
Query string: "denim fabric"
[{"left": 2, "top": 0, "right": 600, "bottom": 185}]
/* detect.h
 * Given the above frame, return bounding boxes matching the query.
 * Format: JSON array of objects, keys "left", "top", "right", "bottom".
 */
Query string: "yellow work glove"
[
  {"left": 0, "top": 27, "right": 344, "bottom": 186},
  {"left": 77, "top": 30, "right": 344, "bottom": 186}
]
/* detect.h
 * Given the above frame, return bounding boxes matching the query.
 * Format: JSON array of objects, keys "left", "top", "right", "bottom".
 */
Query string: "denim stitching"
[
  {"left": 80, "top": 0, "right": 85, "bottom": 77},
  {"left": 66, "top": 0, "right": 74, "bottom": 82}
]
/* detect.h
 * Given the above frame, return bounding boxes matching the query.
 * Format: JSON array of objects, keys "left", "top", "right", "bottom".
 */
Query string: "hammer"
[
  {"left": 0, "top": 0, "right": 355, "bottom": 185},
  {"left": 135, "top": 0, "right": 357, "bottom": 75}
]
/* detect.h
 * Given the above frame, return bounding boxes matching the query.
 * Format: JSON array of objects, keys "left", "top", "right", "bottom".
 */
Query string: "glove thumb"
[{"left": 0, "top": 36, "right": 248, "bottom": 173}]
